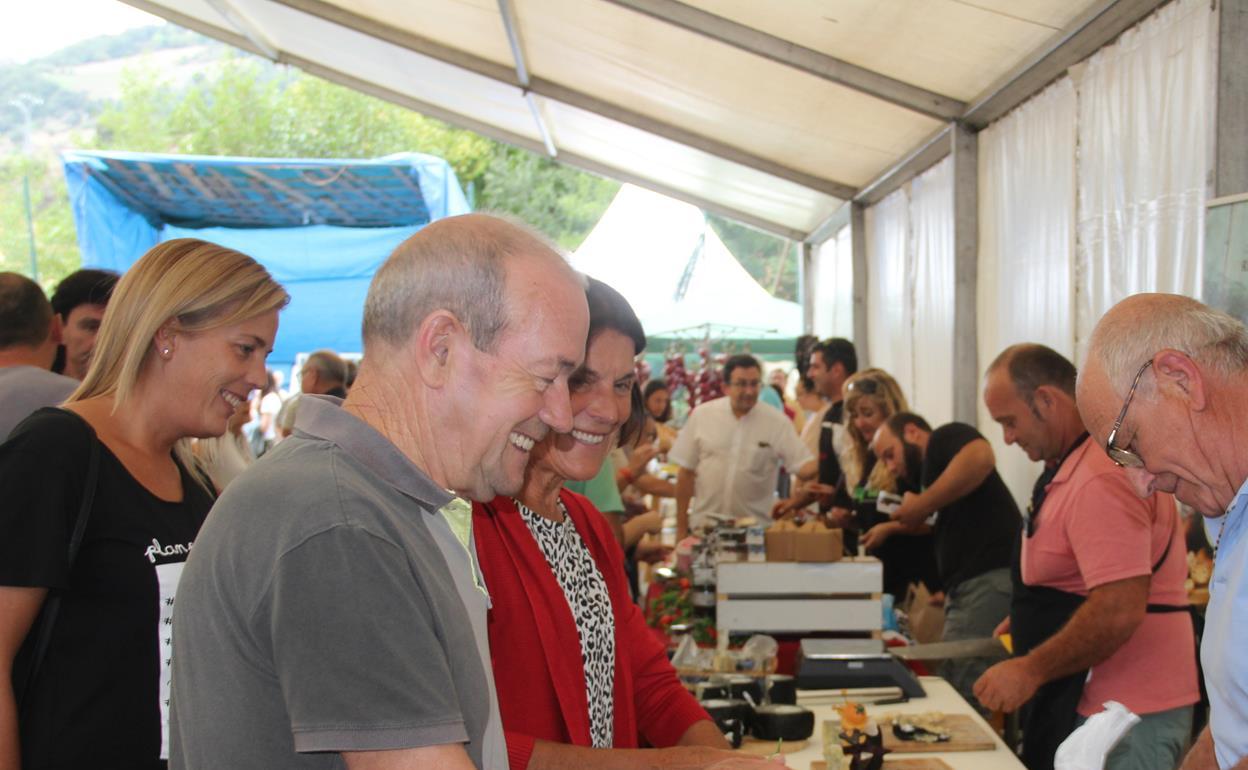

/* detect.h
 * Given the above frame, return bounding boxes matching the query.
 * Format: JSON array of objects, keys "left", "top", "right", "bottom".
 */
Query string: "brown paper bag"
[
  {"left": 902, "top": 582, "right": 945, "bottom": 644},
  {"left": 765, "top": 518, "right": 798, "bottom": 561}
]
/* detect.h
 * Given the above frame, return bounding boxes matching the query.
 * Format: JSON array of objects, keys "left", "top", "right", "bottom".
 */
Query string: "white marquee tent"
[{"left": 572, "top": 184, "right": 801, "bottom": 342}]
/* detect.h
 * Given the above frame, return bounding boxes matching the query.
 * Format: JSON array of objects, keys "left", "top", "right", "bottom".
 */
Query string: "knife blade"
[{"left": 890, "top": 637, "right": 1009, "bottom": 661}]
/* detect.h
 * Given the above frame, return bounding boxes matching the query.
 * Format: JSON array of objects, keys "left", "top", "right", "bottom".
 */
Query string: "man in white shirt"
[{"left": 671, "top": 354, "right": 813, "bottom": 538}]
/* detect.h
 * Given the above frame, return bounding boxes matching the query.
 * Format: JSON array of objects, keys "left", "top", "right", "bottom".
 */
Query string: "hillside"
[{"left": 0, "top": 24, "right": 221, "bottom": 152}]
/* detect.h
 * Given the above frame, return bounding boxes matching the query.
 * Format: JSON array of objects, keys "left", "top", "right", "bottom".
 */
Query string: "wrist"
[{"left": 618, "top": 467, "right": 635, "bottom": 484}]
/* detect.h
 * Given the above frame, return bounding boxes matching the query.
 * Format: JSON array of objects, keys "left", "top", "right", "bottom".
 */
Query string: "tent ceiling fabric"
[{"left": 123, "top": 0, "right": 1110, "bottom": 239}]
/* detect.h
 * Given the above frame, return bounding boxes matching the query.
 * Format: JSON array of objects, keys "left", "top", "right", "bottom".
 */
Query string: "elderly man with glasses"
[{"left": 1078, "top": 293, "right": 1248, "bottom": 770}]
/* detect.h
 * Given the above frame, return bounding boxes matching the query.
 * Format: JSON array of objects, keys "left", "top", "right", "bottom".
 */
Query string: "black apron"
[
  {"left": 850, "top": 457, "right": 939, "bottom": 597},
  {"left": 1012, "top": 434, "right": 1185, "bottom": 770},
  {"left": 817, "top": 401, "right": 854, "bottom": 552}
]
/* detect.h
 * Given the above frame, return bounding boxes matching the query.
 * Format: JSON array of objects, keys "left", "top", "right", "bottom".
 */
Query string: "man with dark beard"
[{"left": 873, "top": 412, "right": 1020, "bottom": 714}]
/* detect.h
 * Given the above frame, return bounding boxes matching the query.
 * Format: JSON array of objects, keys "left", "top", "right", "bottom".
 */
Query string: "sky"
[{"left": 0, "top": 0, "right": 160, "bottom": 63}]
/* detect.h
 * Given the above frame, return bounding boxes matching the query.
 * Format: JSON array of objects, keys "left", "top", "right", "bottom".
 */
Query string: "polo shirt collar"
[
  {"left": 1048, "top": 434, "right": 1095, "bottom": 487},
  {"left": 293, "top": 394, "right": 454, "bottom": 513}
]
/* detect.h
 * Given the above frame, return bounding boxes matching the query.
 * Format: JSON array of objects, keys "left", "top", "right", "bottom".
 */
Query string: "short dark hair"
[
  {"left": 989, "top": 343, "right": 1077, "bottom": 399},
  {"left": 306, "top": 350, "right": 348, "bottom": 386},
  {"left": 49, "top": 269, "right": 120, "bottom": 319},
  {"left": 794, "top": 334, "right": 818, "bottom": 392},
  {"left": 885, "top": 411, "right": 932, "bottom": 439},
  {"left": 582, "top": 277, "right": 647, "bottom": 446},
  {"left": 723, "top": 354, "right": 762, "bottom": 384},
  {"left": 0, "top": 272, "right": 53, "bottom": 349},
  {"left": 813, "top": 337, "right": 857, "bottom": 375},
  {"left": 643, "top": 378, "right": 672, "bottom": 423}
]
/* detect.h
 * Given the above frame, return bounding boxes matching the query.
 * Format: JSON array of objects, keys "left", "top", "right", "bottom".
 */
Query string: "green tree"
[
  {"left": 707, "top": 213, "right": 797, "bottom": 301},
  {"left": 476, "top": 146, "right": 619, "bottom": 250},
  {"left": 0, "top": 156, "right": 80, "bottom": 287}
]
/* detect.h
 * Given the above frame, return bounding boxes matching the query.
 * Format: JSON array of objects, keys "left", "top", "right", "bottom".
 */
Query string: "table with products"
[{"left": 777, "top": 677, "right": 1025, "bottom": 770}]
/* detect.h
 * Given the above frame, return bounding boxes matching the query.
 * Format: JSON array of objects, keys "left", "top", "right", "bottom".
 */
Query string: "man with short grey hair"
[
  {"left": 170, "top": 214, "right": 590, "bottom": 770},
  {"left": 1077, "top": 293, "right": 1248, "bottom": 770},
  {"left": 0, "top": 272, "right": 77, "bottom": 440},
  {"left": 300, "top": 349, "right": 348, "bottom": 397}
]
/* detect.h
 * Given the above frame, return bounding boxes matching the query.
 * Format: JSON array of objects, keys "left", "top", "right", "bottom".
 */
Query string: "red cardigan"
[{"left": 473, "top": 491, "right": 710, "bottom": 769}]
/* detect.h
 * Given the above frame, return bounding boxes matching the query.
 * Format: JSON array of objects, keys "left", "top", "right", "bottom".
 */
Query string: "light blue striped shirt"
[{"left": 1203, "top": 475, "right": 1248, "bottom": 769}]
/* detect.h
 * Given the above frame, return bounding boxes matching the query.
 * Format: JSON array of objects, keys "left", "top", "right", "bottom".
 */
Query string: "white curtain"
[
  {"left": 812, "top": 224, "right": 853, "bottom": 340},
  {"left": 865, "top": 188, "right": 914, "bottom": 402},
  {"left": 863, "top": 159, "right": 955, "bottom": 421},
  {"left": 910, "top": 158, "right": 955, "bottom": 427},
  {"left": 977, "top": 77, "right": 1078, "bottom": 506},
  {"left": 1074, "top": 0, "right": 1213, "bottom": 363}
]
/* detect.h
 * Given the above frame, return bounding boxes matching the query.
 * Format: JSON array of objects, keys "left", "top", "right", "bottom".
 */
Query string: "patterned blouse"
[{"left": 517, "top": 498, "right": 616, "bottom": 747}]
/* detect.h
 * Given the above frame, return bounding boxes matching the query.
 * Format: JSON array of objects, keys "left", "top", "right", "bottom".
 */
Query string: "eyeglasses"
[
  {"left": 728, "top": 379, "right": 761, "bottom": 390},
  {"left": 1105, "top": 360, "right": 1153, "bottom": 468},
  {"left": 846, "top": 378, "right": 880, "bottom": 395}
]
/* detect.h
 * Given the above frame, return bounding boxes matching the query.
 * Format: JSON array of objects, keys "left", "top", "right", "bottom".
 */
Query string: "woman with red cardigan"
[{"left": 474, "top": 279, "right": 783, "bottom": 770}]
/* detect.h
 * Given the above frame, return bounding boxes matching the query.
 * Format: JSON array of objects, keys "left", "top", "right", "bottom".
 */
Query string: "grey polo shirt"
[
  {"left": 170, "top": 396, "right": 506, "bottom": 769},
  {"left": 0, "top": 365, "right": 77, "bottom": 440}
]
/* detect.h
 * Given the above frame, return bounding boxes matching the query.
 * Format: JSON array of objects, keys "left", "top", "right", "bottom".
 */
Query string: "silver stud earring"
[{"left": 162, "top": 348, "right": 170, "bottom": 357}]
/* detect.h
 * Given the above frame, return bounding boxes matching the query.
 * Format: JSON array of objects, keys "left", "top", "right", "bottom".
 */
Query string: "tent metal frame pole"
[
  {"left": 602, "top": 0, "right": 965, "bottom": 122},
  {"left": 849, "top": 202, "right": 868, "bottom": 365},
  {"left": 854, "top": 125, "right": 952, "bottom": 208},
  {"left": 117, "top": 0, "right": 811, "bottom": 241},
  {"left": 800, "top": 242, "right": 814, "bottom": 334},
  {"left": 803, "top": 202, "right": 850, "bottom": 246},
  {"left": 203, "top": 0, "right": 280, "bottom": 60},
  {"left": 268, "top": 0, "right": 858, "bottom": 199},
  {"left": 951, "top": 124, "right": 978, "bottom": 426},
  {"left": 962, "top": 0, "right": 1170, "bottom": 129},
  {"left": 496, "top": 0, "right": 558, "bottom": 158}
]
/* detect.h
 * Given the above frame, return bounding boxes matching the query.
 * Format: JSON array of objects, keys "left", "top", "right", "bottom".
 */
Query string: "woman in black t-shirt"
[{"left": 0, "top": 239, "right": 288, "bottom": 769}]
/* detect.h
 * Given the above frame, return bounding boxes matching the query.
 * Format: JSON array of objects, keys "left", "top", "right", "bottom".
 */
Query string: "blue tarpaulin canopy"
[{"left": 62, "top": 150, "right": 471, "bottom": 369}]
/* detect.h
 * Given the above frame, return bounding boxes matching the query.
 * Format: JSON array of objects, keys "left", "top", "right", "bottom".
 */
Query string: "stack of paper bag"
[{"left": 765, "top": 519, "right": 843, "bottom": 562}]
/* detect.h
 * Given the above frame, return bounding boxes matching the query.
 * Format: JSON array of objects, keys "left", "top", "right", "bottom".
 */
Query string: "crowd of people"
[{"left": 0, "top": 215, "right": 1243, "bottom": 770}]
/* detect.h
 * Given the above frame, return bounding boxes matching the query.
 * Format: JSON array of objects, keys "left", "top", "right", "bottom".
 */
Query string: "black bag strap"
[
  {"left": 17, "top": 428, "right": 101, "bottom": 708},
  {"left": 1146, "top": 508, "right": 1187, "bottom": 614}
]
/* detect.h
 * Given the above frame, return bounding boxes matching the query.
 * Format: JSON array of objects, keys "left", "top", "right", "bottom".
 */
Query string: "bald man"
[
  {"left": 172, "top": 214, "right": 590, "bottom": 770},
  {"left": 1078, "top": 293, "right": 1248, "bottom": 770}
]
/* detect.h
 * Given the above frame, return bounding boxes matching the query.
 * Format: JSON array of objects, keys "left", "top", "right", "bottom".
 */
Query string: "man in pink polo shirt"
[{"left": 975, "top": 344, "right": 1197, "bottom": 770}]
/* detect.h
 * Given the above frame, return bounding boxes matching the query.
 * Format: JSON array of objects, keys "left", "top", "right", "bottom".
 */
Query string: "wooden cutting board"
[
  {"left": 737, "top": 737, "right": 809, "bottom": 755},
  {"left": 811, "top": 760, "right": 953, "bottom": 770},
  {"left": 880, "top": 714, "right": 996, "bottom": 753}
]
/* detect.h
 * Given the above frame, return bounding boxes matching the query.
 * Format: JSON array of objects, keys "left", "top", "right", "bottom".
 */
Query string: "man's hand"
[
  {"left": 634, "top": 539, "right": 673, "bottom": 564},
  {"left": 633, "top": 511, "right": 663, "bottom": 535},
  {"left": 627, "top": 443, "right": 660, "bottom": 476},
  {"left": 861, "top": 522, "right": 897, "bottom": 552},
  {"left": 993, "top": 616, "right": 1011, "bottom": 638},
  {"left": 973, "top": 657, "right": 1043, "bottom": 713},
  {"left": 891, "top": 491, "right": 928, "bottom": 526},
  {"left": 1179, "top": 727, "right": 1229, "bottom": 770},
  {"left": 770, "top": 498, "right": 797, "bottom": 520},
  {"left": 804, "top": 482, "right": 837, "bottom": 499},
  {"left": 826, "top": 506, "right": 854, "bottom": 528}
]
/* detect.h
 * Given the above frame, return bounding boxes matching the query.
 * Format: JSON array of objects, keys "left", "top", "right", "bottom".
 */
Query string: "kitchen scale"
[{"left": 795, "top": 639, "right": 926, "bottom": 699}]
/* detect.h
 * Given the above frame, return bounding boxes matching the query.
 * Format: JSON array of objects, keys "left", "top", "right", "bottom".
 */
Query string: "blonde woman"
[
  {"left": 0, "top": 239, "right": 287, "bottom": 769},
  {"left": 830, "top": 369, "right": 938, "bottom": 598}
]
